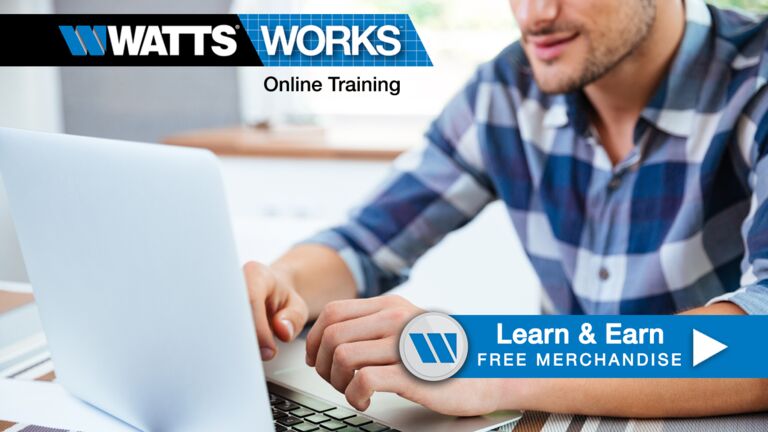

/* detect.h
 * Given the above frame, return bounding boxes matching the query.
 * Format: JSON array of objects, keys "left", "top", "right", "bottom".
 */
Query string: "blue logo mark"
[
  {"left": 408, "top": 332, "right": 457, "bottom": 364},
  {"left": 401, "top": 313, "right": 467, "bottom": 381},
  {"left": 59, "top": 25, "right": 107, "bottom": 56}
]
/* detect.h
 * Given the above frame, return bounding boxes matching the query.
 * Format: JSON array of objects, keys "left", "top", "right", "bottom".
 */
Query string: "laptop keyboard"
[{"left": 268, "top": 382, "right": 400, "bottom": 432}]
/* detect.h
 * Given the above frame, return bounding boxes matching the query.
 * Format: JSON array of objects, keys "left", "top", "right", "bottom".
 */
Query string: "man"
[{"left": 245, "top": 0, "right": 768, "bottom": 417}]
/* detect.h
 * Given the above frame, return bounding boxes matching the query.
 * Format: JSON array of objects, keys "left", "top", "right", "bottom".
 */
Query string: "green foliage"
[{"left": 708, "top": 0, "right": 768, "bottom": 12}]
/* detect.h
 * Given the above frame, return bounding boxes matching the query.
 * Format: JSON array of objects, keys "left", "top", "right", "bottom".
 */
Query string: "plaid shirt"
[{"left": 305, "top": 0, "right": 768, "bottom": 315}]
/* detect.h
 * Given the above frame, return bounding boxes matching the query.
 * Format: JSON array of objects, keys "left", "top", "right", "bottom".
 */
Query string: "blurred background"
[{"left": 0, "top": 0, "right": 766, "bottom": 316}]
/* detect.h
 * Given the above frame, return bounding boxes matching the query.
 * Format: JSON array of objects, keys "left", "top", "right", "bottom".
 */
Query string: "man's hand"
[
  {"left": 305, "top": 295, "right": 503, "bottom": 416},
  {"left": 243, "top": 261, "right": 309, "bottom": 361},
  {"left": 343, "top": 364, "right": 504, "bottom": 416},
  {"left": 306, "top": 295, "right": 420, "bottom": 391}
]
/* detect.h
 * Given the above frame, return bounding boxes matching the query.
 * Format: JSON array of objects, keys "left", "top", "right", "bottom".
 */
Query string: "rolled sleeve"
[
  {"left": 707, "top": 282, "right": 768, "bottom": 315},
  {"left": 301, "top": 69, "right": 496, "bottom": 297},
  {"left": 708, "top": 89, "right": 768, "bottom": 314}
]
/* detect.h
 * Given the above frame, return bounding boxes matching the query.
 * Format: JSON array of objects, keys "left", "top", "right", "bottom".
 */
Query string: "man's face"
[{"left": 510, "top": 0, "right": 657, "bottom": 93}]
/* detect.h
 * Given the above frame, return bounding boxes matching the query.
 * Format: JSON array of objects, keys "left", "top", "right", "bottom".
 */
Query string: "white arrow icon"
[{"left": 692, "top": 329, "right": 728, "bottom": 367}]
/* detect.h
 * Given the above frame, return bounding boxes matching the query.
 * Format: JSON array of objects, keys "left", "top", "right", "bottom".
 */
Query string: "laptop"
[
  {"left": 0, "top": 175, "right": 29, "bottom": 291},
  {"left": 0, "top": 127, "right": 521, "bottom": 432}
]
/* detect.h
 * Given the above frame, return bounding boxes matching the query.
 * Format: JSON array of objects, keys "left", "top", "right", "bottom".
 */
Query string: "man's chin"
[
  {"left": 523, "top": 45, "right": 591, "bottom": 94},
  {"left": 532, "top": 73, "right": 581, "bottom": 95},
  {"left": 526, "top": 60, "right": 580, "bottom": 94}
]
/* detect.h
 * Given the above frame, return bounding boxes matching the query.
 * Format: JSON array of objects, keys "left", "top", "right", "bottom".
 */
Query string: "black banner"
[{"left": 0, "top": 14, "right": 263, "bottom": 66}]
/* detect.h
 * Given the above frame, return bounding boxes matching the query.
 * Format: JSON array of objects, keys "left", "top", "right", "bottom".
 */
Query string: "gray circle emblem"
[{"left": 399, "top": 312, "right": 468, "bottom": 381}]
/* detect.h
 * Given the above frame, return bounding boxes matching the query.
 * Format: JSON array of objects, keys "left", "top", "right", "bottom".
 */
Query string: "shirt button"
[
  {"left": 607, "top": 176, "right": 622, "bottom": 191},
  {"left": 598, "top": 267, "right": 610, "bottom": 281}
]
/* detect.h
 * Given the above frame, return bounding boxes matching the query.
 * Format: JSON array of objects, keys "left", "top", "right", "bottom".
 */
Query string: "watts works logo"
[
  {"left": 58, "top": 25, "right": 237, "bottom": 57},
  {"left": 0, "top": 14, "right": 430, "bottom": 67},
  {"left": 400, "top": 313, "right": 468, "bottom": 381}
]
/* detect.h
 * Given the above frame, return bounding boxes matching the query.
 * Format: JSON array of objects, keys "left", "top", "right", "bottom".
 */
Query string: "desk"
[
  {"left": 162, "top": 125, "right": 406, "bottom": 161},
  {"left": 511, "top": 411, "right": 768, "bottom": 431}
]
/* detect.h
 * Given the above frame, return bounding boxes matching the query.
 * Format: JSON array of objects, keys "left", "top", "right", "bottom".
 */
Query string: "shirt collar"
[
  {"left": 641, "top": 0, "right": 713, "bottom": 137},
  {"left": 554, "top": 0, "right": 714, "bottom": 138}
]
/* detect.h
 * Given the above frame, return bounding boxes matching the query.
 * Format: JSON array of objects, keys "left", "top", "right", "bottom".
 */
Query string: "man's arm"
[
  {"left": 500, "top": 302, "right": 768, "bottom": 418},
  {"left": 304, "top": 295, "right": 768, "bottom": 417},
  {"left": 511, "top": 377, "right": 768, "bottom": 418}
]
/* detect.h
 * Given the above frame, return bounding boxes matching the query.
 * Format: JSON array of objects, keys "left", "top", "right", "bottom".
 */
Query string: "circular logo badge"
[{"left": 399, "top": 312, "right": 468, "bottom": 381}]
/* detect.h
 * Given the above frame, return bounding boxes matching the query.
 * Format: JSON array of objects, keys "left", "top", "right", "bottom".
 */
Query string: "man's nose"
[{"left": 513, "top": 0, "right": 559, "bottom": 33}]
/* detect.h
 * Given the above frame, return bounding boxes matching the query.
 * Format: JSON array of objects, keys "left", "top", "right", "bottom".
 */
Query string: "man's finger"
[
  {"left": 329, "top": 337, "right": 399, "bottom": 393},
  {"left": 272, "top": 290, "right": 309, "bottom": 342},
  {"left": 251, "top": 287, "right": 277, "bottom": 360},
  {"left": 306, "top": 296, "right": 399, "bottom": 365},
  {"left": 344, "top": 364, "right": 410, "bottom": 411},
  {"left": 244, "top": 263, "right": 277, "bottom": 360},
  {"left": 315, "top": 309, "right": 405, "bottom": 381}
]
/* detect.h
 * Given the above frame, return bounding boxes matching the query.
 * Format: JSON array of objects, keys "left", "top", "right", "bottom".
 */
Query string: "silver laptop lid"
[{"left": 0, "top": 128, "right": 272, "bottom": 431}]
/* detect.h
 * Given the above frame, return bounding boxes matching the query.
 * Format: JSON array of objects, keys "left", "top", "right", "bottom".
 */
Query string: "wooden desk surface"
[
  {"left": 0, "top": 290, "right": 33, "bottom": 314},
  {"left": 162, "top": 126, "right": 406, "bottom": 161}
]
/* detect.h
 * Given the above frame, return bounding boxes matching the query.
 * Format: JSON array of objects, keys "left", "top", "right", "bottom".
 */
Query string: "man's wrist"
[
  {"left": 496, "top": 378, "right": 549, "bottom": 412},
  {"left": 270, "top": 258, "right": 320, "bottom": 319},
  {"left": 497, "top": 378, "right": 524, "bottom": 411}
]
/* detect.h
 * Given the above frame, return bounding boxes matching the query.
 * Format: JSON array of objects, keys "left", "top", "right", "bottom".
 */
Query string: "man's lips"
[{"left": 527, "top": 32, "right": 579, "bottom": 62}]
